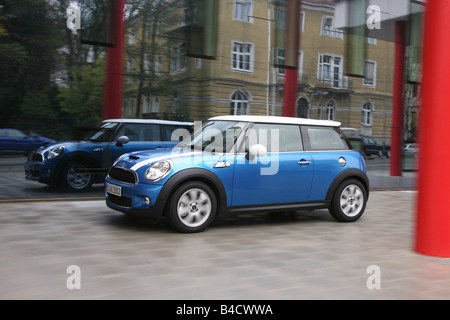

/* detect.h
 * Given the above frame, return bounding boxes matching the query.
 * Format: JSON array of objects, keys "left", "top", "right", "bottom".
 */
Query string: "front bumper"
[
  {"left": 24, "top": 160, "right": 55, "bottom": 184},
  {"left": 105, "top": 177, "right": 165, "bottom": 218}
]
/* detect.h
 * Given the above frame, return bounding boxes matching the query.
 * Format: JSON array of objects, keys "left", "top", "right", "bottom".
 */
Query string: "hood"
[
  {"left": 36, "top": 140, "right": 100, "bottom": 154},
  {"left": 115, "top": 147, "right": 224, "bottom": 172}
]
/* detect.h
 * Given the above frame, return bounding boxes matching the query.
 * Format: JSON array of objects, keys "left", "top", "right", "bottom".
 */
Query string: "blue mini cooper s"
[
  {"left": 25, "top": 119, "right": 193, "bottom": 192},
  {"left": 105, "top": 116, "right": 369, "bottom": 233}
]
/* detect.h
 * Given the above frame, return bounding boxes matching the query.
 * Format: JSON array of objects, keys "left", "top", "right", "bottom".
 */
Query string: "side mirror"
[
  {"left": 246, "top": 144, "right": 267, "bottom": 161},
  {"left": 116, "top": 135, "right": 129, "bottom": 147}
]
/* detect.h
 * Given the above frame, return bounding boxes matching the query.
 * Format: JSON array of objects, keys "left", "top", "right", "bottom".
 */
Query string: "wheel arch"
[
  {"left": 54, "top": 151, "right": 103, "bottom": 184},
  {"left": 325, "top": 169, "right": 370, "bottom": 203},
  {"left": 155, "top": 168, "right": 228, "bottom": 216},
  {"left": 54, "top": 151, "right": 101, "bottom": 175}
]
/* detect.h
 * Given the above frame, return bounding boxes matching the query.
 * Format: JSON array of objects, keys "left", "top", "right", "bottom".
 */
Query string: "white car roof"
[
  {"left": 210, "top": 115, "right": 341, "bottom": 127},
  {"left": 103, "top": 119, "right": 193, "bottom": 125}
]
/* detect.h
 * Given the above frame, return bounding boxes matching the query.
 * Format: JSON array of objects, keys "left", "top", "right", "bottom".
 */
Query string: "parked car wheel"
[
  {"left": 167, "top": 181, "right": 217, "bottom": 233},
  {"left": 61, "top": 160, "right": 93, "bottom": 192},
  {"left": 329, "top": 179, "right": 367, "bottom": 222}
]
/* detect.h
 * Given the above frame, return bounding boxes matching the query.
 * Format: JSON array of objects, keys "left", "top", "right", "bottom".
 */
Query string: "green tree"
[
  {"left": 125, "top": 0, "right": 184, "bottom": 118},
  {"left": 0, "top": 0, "right": 61, "bottom": 133},
  {"left": 58, "top": 56, "right": 105, "bottom": 126}
]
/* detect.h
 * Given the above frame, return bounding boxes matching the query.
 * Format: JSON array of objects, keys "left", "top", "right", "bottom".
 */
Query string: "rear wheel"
[
  {"left": 329, "top": 179, "right": 367, "bottom": 222},
  {"left": 166, "top": 181, "right": 217, "bottom": 233}
]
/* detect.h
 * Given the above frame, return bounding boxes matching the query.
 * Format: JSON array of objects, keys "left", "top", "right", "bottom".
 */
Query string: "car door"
[
  {"left": 231, "top": 123, "right": 314, "bottom": 206},
  {"left": 7, "top": 129, "right": 29, "bottom": 151}
]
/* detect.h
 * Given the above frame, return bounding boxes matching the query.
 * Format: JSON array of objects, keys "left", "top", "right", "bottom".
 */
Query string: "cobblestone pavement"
[{"left": 1, "top": 190, "right": 450, "bottom": 300}]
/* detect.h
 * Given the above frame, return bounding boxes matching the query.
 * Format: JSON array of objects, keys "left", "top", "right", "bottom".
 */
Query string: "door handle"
[{"left": 298, "top": 160, "right": 311, "bottom": 165}]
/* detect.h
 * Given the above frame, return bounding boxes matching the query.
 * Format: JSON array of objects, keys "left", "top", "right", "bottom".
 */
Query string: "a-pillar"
[
  {"left": 102, "top": 0, "right": 126, "bottom": 120},
  {"left": 415, "top": 0, "right": 450, "bottom": 257}
]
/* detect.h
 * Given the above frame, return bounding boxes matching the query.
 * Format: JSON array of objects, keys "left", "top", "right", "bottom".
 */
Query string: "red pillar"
[
  {"left": 283, "top": 69, "right": 298, "bottom": 117},
  {"left": 102, "top": 0, "right": 126, "bottom": 120},
  {"left": 390, "top": 21, "right": 406, "bottom": 177},
  {"left": 415, "top": 1, "right": 450, "bottom": 257},
  {"left": 282, "top": 0, "right": 301, "bottom": 117}
]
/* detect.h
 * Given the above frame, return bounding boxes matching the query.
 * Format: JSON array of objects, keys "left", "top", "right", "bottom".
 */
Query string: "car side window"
[
  {"left": 9, "top": 129, "right": 27, "bottom": 138},
  {"left": 245, "top": 123, "right": 303, "bottom": 152},
  {"left": 163, "top": 125, "right": 192, "bottom": 142},
  {"left": 302, "top": 126, "right": 348, "bottom": 151},
  {"left": 117, "top": 124, "right": 161, "bottom": 142},
  {"left": 0, "top": 129, "right": 6, "bottom": 137}
]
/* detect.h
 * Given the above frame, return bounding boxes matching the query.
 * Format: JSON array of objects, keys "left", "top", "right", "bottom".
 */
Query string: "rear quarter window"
[{"left": 302, "top": 126, "right": 349, "bottom": 151}]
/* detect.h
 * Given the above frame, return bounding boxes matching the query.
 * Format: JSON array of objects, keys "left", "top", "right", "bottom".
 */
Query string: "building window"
[
  {"left": 128, "top": 28, "right": 135, "bottom": 45},
  {"left": 155, "top": 55, "right": 162, "bottom": 76},
  {"left": 152, "top": 96, "right": 160, "bottom": 113},
  {"left": 183, "top": 4, "right": 197, "bottom": 26},
  {"left": 366, "top": 37, "right": 377, "bottom": 45},
  {"left": 172, "top": 93, "right": 180, "bottom": 113},
  {"left": 143, "top": 96, "right": 151, "bottom": 114},
  {"left": 297, "top": 97, "right": 309, "bottom": 118},
  {"left": 126, "top": 59, "right": 133, "bottom": 84},
  {"left": 232, "top": 41, "right": 253, "bottom": 72},
  {"left": 300, "top": 12, "right": 305, "bottom": 32},
  {"left": 234, "top": 0, "right": 253, "bottom": 23},
  {"left": 276, "top": 48, "right": 285, "bottom": 76},
  {"left": 363, "top": 61, "right": 376, "bottom": 87},
  {"left": 170, "top": 43, "right": 186, "bottom": 74},
  {"left": 321, "top": 16, "right": 343, "bottom": 39},
  {"left": 230, "top": 91, "right": 249, "bottom": 115},
  {"left": 275, "top": 5, "right": 285, "bottom": 29},
  {"left": 298, "top": 51, "right": 303, "bottom": 79},
  {"left": 195, "top": 58, "right": 202, "bottom": 69},
  {"left": 362, "top": 102, "right": 373, "bottom": 126},
  {"left": 326, "top": 100, "right": 336, "bottom": 121},
  {"left": 318, "top": 54, "right": 343, "bottom": 88},
  {"left": 144, "top": 54, "right": 152, "bottom": 74}
]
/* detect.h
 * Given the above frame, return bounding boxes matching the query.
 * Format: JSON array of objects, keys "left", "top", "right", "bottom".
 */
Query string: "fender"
[
  {"left": 325, "top": 168, "right": 370, "bottom": 202},
  {"left": 54, "top": 151, "right": 103, "bottom": 180},
  {"left": 153, "top": 168, "right": 228, "bottom": 215}
]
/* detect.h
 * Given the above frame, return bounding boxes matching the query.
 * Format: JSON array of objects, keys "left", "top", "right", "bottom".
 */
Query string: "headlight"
[
  {"left": 48, "top": 146, "right": 65, "bottom": 160},
  {"left": 145, "top": 160, "right": 172, "bottom": 182}
]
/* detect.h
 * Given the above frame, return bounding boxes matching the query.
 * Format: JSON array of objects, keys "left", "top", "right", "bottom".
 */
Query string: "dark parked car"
[
  {"left": 360, "top": 135, "right": 390, "bottom": 158},
  {"left": 25, "top": 119, "right": 193, "bottom": 192},
  {"left": 0, "top": 129, "right": 54, "bottom": 155}
]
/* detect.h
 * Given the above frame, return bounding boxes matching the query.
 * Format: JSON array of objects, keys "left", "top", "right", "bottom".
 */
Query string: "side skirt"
[{"left": 220, "top": 201, "right": 330, "bottom": 217}]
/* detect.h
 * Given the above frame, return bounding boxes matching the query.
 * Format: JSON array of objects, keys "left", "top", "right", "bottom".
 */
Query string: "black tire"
[
  {"left": 329, "top": 179, "right": 367, "bottom": 222},
  {"left": 377, "top": 150, "right": 383, "bottom": 157},
  {"left": 60, "top": 160, "right": 93, "bottom": 192},
  {"left": 166, "top": 181, "right": 217, "bottom": 233}
]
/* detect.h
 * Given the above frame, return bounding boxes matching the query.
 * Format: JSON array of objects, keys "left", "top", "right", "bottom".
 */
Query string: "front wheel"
[
  {"left": 166, "top": 181, "right": 217, "bottom": 233},
  {"left": 60, "top": 160, "right": 93, "bottom": 192},
  {"left": 329, "top": 179, "right": 367, "bottom": 222}
]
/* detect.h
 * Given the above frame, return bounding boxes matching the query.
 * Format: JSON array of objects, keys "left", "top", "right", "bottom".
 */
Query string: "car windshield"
[
  {"left": 85, "top": 122, "right": 119, "bottom": 142},
  {"left": 178, "top": 121, "right": 246, "bottom": 153}
]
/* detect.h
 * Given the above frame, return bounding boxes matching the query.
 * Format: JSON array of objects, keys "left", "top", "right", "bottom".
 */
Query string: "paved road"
[
  {"left": 1, "top": 190, "right": 450, "bottom": 300},
  {"left": 1, "top": 155, "right": 446, "bottom": 301}
]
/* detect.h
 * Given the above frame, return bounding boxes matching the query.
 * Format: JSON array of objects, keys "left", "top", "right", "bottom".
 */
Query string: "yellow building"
[{"left": 123, "top": 0, "right": 407, "bottom": 142}]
